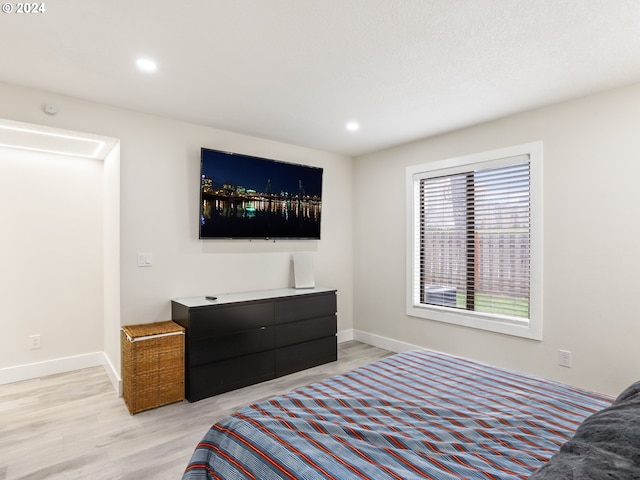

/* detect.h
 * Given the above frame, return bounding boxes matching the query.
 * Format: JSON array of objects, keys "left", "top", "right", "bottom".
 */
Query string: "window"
[{"left": 406, "top": 142, "right": 542, "bottom": 340}]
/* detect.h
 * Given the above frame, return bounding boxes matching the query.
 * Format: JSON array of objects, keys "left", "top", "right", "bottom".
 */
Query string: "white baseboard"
[
  {"left": 338, "top": 328, "right": 421, "bottom": 353},
  {"left": 102, "top": 353, "right": 122, "bottom": 396},
  {"left": 0, "top": 352, "right": 121, "bottom": 395},
  {"left": 351, "top": 329, "right": 422, "bottom": 353},
  {"left": 337, "top": 329, "right": 354, "bottom": 343}
]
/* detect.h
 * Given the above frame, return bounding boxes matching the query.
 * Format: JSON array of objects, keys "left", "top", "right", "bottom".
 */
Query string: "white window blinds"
[{"left": 418, "top": 160, "right": 530, "bottom": 321}]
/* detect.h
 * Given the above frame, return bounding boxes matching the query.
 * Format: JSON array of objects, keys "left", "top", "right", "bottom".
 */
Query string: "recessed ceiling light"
[
  {"left": 136, "top": 58, "right": 157, "bottom": 72},
  {"left": 346, "top": 121, "right": 360, "bottom": 132}
]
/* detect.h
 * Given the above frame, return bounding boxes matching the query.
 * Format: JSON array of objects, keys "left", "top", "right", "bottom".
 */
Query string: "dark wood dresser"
[{"left": 171, "top": 288, "right": 337, "bottom": 402}]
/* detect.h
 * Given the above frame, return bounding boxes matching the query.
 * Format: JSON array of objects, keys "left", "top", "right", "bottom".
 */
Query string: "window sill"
[{"left": 406, "top": 303, "right": 542, "bottom": 340}]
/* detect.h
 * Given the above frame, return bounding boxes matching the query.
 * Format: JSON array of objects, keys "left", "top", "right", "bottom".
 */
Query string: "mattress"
[{"left": 183, "top": 349, "right": 613, "bottom": 479}]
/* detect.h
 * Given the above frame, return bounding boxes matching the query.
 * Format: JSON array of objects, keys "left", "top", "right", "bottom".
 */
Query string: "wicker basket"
[{"left": 121, "top": 321, "right": 185, "bottom": 414}]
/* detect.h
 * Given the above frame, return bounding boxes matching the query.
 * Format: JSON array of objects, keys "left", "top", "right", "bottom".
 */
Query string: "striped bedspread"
[{"left": 183, "top": 350, "right": 612, "bottom": 479}]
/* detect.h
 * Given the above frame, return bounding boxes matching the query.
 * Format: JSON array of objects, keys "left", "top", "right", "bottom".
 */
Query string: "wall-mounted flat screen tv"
[{"left": 199, "top": 148, "right": 323, "bottom": 239}]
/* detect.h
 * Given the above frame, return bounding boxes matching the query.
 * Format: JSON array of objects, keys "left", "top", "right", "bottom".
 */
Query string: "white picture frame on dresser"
[{"left": 293, "top": 253, "right": 315, "bottom": 289}]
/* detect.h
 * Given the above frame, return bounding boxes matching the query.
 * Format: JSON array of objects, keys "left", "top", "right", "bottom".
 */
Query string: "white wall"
[
  {"left": 103, "top": 143, "right": 121, "bottom": 386},
  {"left": 0, "top": 81, "right": 354, "bottom": 378},
  {"left": 0, "top": 146, "right": 104, "bottom": 367},
  {"left": 354, "top": 82, "right": 640, "bottom": 397}
]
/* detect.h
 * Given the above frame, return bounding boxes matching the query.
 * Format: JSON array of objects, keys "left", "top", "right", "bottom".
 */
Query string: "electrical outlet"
[
  {"left": 29, "top": 334, "right": 41, "bottom": 350},
  {"left": 558, "top": 349, "right": 572, "bottom": 368}
]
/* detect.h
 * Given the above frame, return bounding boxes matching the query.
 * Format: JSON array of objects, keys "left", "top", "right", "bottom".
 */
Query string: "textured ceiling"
[{"left": 2, "top": 0, "right": 640, "bottom": 156}]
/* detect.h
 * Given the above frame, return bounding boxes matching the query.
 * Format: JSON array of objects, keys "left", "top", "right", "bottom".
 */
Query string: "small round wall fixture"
[{"left": 44, "top": 104, "right": 58, "bottom": 115}]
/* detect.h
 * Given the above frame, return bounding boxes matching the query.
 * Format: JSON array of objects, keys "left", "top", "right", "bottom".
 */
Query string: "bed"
[{"left": 182, "top": 349, "right": 637, "bottom": 479}]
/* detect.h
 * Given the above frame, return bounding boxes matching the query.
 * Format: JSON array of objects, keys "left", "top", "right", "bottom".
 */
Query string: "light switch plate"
[{"left": 137, "top": 252, "right": 153, "bottom": 267}]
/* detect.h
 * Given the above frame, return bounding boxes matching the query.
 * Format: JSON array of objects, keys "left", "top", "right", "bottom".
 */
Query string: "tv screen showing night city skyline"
[{"left": 199, "top": 148, "right": 323, "bottom": 239}]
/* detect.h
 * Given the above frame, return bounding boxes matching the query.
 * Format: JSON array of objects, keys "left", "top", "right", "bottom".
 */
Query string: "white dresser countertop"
[{"left": 172, "top": 287, "right": 336, "bottom": 308}]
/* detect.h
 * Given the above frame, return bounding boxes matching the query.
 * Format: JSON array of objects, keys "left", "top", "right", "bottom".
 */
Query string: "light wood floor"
[{"left": 0, "top": 341, "right": 392, "bottom": 480}]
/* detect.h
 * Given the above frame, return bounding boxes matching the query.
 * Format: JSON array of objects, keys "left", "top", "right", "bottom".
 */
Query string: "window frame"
[{"left": 406, "top": 142, "right": 543, "bottom": 340}]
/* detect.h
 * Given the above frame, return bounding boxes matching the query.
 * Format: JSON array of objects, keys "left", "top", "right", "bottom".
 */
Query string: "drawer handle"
[{"left": 260, "top": 326, "right": 266, "bottom": 330}]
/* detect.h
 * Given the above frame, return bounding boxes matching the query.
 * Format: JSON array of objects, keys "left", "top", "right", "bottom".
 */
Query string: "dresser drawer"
[
  {"left": 274, "top": 292, "right": 336, "bottom": 324},
  {"left": 189, "top": 301, "right": 273, "bottom": 337},
  {"left": 189, "top": 326, "right": 274, "bottom": 366},
  {"left": 275, "top": 315, "right": 336, "bottom": 348},
  {"left": 275, "top": 336, "right": 337, "bottom": 377},
  {"left": 187, "top": 350, "right": 275, "bottom": 401}
]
